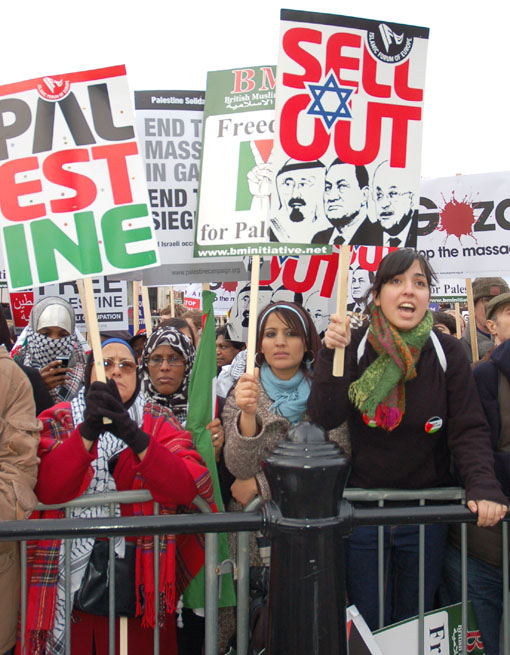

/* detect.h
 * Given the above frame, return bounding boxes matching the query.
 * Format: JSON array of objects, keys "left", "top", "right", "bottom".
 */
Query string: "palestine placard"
[
  {"left": 0, "top": 65, "right": 159, "bottom": 290},
  {"left": 417, "top": 170, "right": 510, "bottom": 277},
  {"left": 269, "top": 10, "right": 429, "bottom": 253},
  {"left": 195, "top": 66, "right": 292, "bottom": 258},
  {"left": 34, "top": 278, "right": 129, "bottom": 331}
]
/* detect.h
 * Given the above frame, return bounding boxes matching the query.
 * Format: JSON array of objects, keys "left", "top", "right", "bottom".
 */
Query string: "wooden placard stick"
[
  {"left": 245, "top": 255, "right": 261, "bottom": 376},
  {"left": 454, "top": 302, "right": 462, "bottom": 339},
  {"left": 170, "top": 285, "right": 175, "bottom": 317},
  {"left": 140, "top": 283, "right": 153, "bottom": 337},
  {"left": 465, "top": 278, "right": 479, "bottom": 362},
  {"left": 132, "top": 281, "right": 140, "bottom": 334},
  {"left": 82, "top": 278, "right": 111, "bottom": 424},
  {"left": 333, "top": 245, "right": 351, "bottom": 377},
  {"left": 120, "top": 617, "right": 128, "bottom": 655},
  {"left": 76, "top": 279, "right": 91, "bottom": 340}
]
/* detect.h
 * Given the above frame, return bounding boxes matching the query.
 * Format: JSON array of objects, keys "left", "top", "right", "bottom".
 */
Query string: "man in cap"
[
  {"left": 441, "top": 294, "right": 510, "bottom": 653},
  {"left": 270, "top": 159, "right": 326, "bottom": 242},
  {"left": 461, "top": 277, "right": 510, "bottom": 362}
]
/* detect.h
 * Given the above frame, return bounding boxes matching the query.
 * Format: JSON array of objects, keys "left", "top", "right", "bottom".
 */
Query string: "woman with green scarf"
[{"left": 308, "top": 248, "right": 507, "bottom": 630}]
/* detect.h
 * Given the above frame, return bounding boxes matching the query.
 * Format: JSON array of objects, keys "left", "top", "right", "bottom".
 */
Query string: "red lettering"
[
  {"left": 334, "top": 102, "right": 421, "bottom": 167},
  {"left": 394, "top": 60, "right": 423, "bottom": 101},
  {"left": 260, "top": 67, "right": 276, "bottom": 91},
  {"left": 92, "top": 142, "right": 137, "bottom": 205},
  {"left": 232, "top": 69, "right": 256, "bottom": 93},
  {"left": 325, "top": 33, "right": 361, "bottom": 89},
  {"left": 362, "top": 46, "right": 391, "bottom": 98},
  {"left": 282, "top": 28, "right": 322, "bottom": 88},
  {"left": 355, "top": 246, "right": 392, "bottom": 272},
  {"left": 281, "top": 254, "right": 337, "bottom": 294},
  {"left": 43, "top": 149, "right": 97, "bottom": 213},
  {"left": 0, "top": 156, "right": 45, "bottom": 222},
  {"left": 280, "top": 95, "right": 329, "bottom": 160}
]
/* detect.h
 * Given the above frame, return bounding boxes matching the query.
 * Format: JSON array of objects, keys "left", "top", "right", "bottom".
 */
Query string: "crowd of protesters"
[{"left": 0, "top": 254, "right": 508, "bottom": 655}]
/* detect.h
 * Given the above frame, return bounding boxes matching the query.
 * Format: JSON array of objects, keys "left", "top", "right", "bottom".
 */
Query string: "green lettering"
[
  {"left": 3, "top": 223, "right": 33, "bottom": 288},
  {"left": 102, "top": 203, "right": 156, "bottom": 268},
  {"left": 31, "top": 212, "right": 102, "bottom": 283}
]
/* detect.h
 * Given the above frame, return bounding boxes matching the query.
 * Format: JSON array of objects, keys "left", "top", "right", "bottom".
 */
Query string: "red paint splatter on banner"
[
  {"left": 438, "top": 193, "right": 476, "bottom": 239},
  {"left": 222, "top": 282, "right": 238, "bottom": 292}
]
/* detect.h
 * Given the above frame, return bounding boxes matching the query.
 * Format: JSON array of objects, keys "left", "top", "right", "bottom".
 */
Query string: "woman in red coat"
[{"left": 21, "top": 338, "right": 215, "bottom": 655}]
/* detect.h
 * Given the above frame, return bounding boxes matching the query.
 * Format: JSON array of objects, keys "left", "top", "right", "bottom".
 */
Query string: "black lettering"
[
  {"left": 473, "top": 201, "right": 495, "bottom": 231},
  {"left": 33, "top": 94, "right": 96, "bottom": 154},
  {"left": 495, "top": 199, "right": 510, "bottom": 229},
  {"left": 88, "top": 83, "right": 134, "bottom": 141},
  {"left": 417, "top": 196, "right": 439, "bottom": 236},
  {"left": 0, "top": 98, "right": 31, "bottom": 160}
]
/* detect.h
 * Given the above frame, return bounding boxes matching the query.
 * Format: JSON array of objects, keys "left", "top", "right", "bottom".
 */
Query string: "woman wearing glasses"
[
  {"left": 22, "top": 338, "right": 215, "bottom": 655},
  {"left": 139, "top": 326, "right": 224, "bottom": 458}
]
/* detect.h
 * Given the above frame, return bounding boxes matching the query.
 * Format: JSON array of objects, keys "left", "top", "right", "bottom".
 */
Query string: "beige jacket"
[{"left": 0, "top": 349, "right": 40, "bottom": 652}]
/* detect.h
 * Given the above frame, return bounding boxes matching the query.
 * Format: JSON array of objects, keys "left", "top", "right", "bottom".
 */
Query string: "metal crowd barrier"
[{"left": 3, "top": 485, "right": 508, "bottom": 654}]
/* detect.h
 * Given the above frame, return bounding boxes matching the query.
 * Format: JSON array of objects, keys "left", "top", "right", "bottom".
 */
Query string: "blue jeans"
[
  {"left": 346, "top": 524, "right": 448, "bottom": 630},
  {"left": 440, "top": 543, "right": 503, "bottom": 655}
]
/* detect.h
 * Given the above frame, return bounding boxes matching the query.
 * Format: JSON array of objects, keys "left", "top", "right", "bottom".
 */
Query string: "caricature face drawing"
[
  {"left": 324, "top": 162, "right": 368, "bottom": 228},
  {"left": 277, "top": 168, "right": 320, "bottom": 224},
  {"left": 372, "top": 161, "right": 414, "bottom": 234}
]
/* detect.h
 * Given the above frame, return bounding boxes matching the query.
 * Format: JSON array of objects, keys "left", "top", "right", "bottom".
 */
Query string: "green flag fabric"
[{"left": 183, "top": 289, "right": 236, "bottom": 608}]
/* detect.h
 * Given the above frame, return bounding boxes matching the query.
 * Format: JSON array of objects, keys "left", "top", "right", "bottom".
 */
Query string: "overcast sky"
[{"left": 2, "top": 0, "right": 508, "bottom": 179}]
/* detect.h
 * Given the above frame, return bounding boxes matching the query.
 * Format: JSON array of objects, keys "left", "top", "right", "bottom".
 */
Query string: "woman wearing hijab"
[
  {"left": 307, "top": 248, "right": 508, "bottom": 630},
  {"left": 22, "top": 338, "right": 215, "bottom": 655},
  {"left": 139, "top": 326, "right": 223, "bottom": 456},
  {"left": 12, "top": 297, "right": 89, "bottom": 403}
]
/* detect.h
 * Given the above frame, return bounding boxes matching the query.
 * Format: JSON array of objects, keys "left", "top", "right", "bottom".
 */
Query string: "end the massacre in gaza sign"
[
  {"left": 269, "top": 10, "right": 429, "bottom": 254},
  {"left": 0, "top": 65, "right": 159, "bottom": 290}
]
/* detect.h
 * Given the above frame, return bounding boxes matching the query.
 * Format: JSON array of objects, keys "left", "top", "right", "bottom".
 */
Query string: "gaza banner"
[
  {"left": 194, "top": 66, "right": 299, "bottom": 258},
  {"left": 417, "top": 170, "right": 510, "bottom": 277},
  {"left": 269, "top": 10, "right": 429, "bottom": 253},
  {"left": 0, "top": 65, "right": 159, "bottom": 291},
  {"left": 226, "top": 245, "right": 393, "bottom": 342}
]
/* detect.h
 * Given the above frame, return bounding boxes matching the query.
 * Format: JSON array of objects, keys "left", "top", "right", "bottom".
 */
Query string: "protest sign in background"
[
  {"left": 226, "top": 245, "right": 392, "bottom": 341},
  {"left": 269, "top": 10, "right": 429, "bottom": 253},
  {"left": 34, "top": 278, "right": 129, "bottom": 331},
  {"left": 417, "top": 170, "right": 510, "bottom": 277},
  {"left": 195, "top": 66, "right": 280, "bottom": 257},
  {"left": 0, "top": 65, "right": 159, "bottom": 290}
]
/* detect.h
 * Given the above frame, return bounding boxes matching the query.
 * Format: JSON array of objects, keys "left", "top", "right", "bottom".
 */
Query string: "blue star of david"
[{"left": 306, "top": 72, "right": 354, "bottom": 130}]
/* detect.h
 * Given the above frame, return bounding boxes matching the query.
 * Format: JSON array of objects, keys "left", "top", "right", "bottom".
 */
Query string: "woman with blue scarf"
[{"left": 223, "top": 301, "right": 349, "bottom": 506}]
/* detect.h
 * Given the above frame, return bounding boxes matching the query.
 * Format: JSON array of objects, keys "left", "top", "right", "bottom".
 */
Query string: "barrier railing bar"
[
  {"left": 154, "top": 501, "right": 160, "bottom": 655},
  {"left": 461, "top": 522, "right": 467, "bottom": 655},
  {"left": 418, "top": 498, "right": 425, "bottom": 655},
  {"left": 64, "top": 506, "right": 71, "bottom": 655},
  {"left": 108, "top": 503, "right": 116, "bottom": 655},
  {"left": 377, "top": 499, "right": 384, "bottom": 630},
  {"left": 503, "top": 522, "right": 509, "bottom": 655}
]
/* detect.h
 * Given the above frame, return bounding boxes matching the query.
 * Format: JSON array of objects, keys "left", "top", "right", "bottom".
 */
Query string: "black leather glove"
[
  {"left": 83, "top": 379, "right": 150, "bottom": 454},
  {"left": 79, "top": 380, "right": 115, "bottom": 441}
]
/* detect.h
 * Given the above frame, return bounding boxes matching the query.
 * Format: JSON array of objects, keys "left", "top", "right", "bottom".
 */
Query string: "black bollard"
[{"left": 262, "top": 421, "right": 351, "bottom": 655}]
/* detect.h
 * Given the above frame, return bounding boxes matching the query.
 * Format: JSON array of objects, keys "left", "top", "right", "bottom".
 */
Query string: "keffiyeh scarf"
[
  {"left": 348, "top": 307, "right": 433, "bottom": 431},
  {"left": 12, "top": 327, "right": 89, "bottom": 403},
  {"left": 139, "top": 326, "right": 195, "bottom": 425}
]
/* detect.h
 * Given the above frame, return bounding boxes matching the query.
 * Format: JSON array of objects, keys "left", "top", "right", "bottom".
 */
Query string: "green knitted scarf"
[{"left": 348, "top": 307, "right": 433, "bottom": 431}]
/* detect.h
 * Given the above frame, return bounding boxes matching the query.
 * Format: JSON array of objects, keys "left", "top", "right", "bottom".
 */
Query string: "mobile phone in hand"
[{"left": 58, "top": 357, "right": 70, "bottom": 368}]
